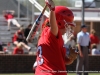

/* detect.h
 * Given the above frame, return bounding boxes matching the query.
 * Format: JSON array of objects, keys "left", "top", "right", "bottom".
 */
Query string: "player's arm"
[
  {"left": 50, "top": 11, "right": 58, "bottom": 36},
  {"left": 45, "top": 0, "right": 58, "bottom": 36}
]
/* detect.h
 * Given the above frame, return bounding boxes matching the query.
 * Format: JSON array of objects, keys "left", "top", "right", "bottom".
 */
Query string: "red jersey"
[
  {"left": 4, "top": 14, "right": 14, "bottom": 20},
  {"left": 35, "top": 27, "right": 66, "bottom": 75},
  {"left": 13, "top": 47, "right": 23, "bottom": 54},
  {"left": 90, "top": 34, "right": 99, "bottom": 44}
]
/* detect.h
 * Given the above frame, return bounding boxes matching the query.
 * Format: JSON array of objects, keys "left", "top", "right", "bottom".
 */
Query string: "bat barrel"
[{"left": 26, "top": 5, "right": 47, "bottom": 42}]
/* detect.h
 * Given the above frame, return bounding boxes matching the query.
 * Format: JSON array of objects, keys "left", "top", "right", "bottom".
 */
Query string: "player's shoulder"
[
  {"left": 42, "top": 26, "right": 48, "bottom": 31},
  {"left": 41, "top": 27, "right": 50, "bottom": 35}
]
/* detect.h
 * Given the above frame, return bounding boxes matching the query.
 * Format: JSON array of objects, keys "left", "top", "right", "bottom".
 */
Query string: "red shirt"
[
  {"left": 90, "top": 34, "right": 99, "bottom": 44},
  {"left": 13, "top": 34, "right": 18, "bottom": 42},
  {"left": 35, "top": 27, "right": 66, "bottom": 75},
  {"left": 13, "top": 47, "right": 23, "bottom": 54},
  {"left": 13, "top": 31, "right": 23, "bottom": 42},
  {"left": 4, "top": 14, "right": 14, "bottom": 20}
]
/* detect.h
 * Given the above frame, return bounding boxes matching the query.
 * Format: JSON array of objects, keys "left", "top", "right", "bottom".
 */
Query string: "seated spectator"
[
  {"left": 13, "top": 43, "right": 24, "bottom": 54},
  {"left": 91, "top": 44, "right": 100, "bottom": 55},
  {"left": 24, "top": 24, "right": 32, "bottom": 42},
  {"left": 3, "top": 10, "right": 21, "bottom": 31},
  {"left": 13, "top": 27, "right": 31, "bottom": 51}
]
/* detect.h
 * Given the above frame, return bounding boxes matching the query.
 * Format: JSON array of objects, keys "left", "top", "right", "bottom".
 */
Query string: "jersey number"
[{"left": 37, "top": 46, "right": 43, "bottom": 65}]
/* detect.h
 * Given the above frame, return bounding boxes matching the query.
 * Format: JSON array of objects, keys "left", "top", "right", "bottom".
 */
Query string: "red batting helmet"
[{"left": 55, "top": 6, "right": 75, "bottom": 29}]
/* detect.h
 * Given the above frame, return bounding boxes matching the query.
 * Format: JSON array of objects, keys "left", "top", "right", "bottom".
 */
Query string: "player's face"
[{"left": 60, "top": 25, "right": 67, "bottom": 35}]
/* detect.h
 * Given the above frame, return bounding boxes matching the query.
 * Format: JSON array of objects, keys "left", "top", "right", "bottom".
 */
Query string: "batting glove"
[{"left": 45, "top": 0, "right": 55, "bottom": 11}]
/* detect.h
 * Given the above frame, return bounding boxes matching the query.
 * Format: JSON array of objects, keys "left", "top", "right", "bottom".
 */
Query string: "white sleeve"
[{"left": 62, "top": 33, "right": 69, "bottom": 44}]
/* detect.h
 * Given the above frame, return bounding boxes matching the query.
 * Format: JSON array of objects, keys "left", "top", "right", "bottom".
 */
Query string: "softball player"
[{"left": 35, "top": 0, "right": 75, "bottom": 75}]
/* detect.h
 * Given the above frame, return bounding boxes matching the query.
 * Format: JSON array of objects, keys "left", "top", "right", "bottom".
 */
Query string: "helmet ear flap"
[
  {"left": 57, "top": 20, "right": 65, "bottom": 29},
  {"left": 57, "top": 20, "right": 61, "bottom": 26}
]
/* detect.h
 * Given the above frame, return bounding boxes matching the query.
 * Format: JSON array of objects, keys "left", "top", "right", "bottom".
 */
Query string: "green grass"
[{"left": 0, "top": 73, "right": 100, "bottom": 75}]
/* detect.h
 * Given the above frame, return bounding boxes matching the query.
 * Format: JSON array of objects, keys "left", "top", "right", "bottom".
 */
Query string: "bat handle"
[{"left": 42, "top": 5, "right": 47, "bottom": 14}]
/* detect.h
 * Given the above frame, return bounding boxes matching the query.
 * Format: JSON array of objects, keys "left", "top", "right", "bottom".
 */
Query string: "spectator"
[
  {"left": 13, "top": 43, "right": 24, "bottom": 54},
  {"left": 24, "top": 24, "right": 32, "bottom": 42},
  {"left": 13, "top": 27, "right": 31, "bottom": 51},
  {"left": 3, "top": 10, "right": 21, "bottom": 31},
  {"left": 76, "top": 25, "right": 90, "bottom": 75},
  {"left": 24, "top": 24, "right": 32, "bottom": 38},
  {"left": 90, "top": 29, "right": 99, "bottom": 45},
  {"left": 91, "top": 44, "right": 100, "bottom": 55}
]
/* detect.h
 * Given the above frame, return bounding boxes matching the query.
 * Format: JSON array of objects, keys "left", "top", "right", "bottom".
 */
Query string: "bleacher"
[
  {"left": 0, "top": 0, "right": 42, "bottom": 54},
  {"left": 0, "top": 15, "right": 37, "bottom": 54}
]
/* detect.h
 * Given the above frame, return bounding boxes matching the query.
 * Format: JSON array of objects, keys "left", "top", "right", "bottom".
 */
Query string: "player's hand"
[{"left": 45, "top": 0, "right": 55, "bottom": 11}]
